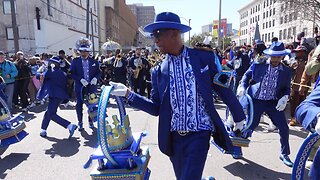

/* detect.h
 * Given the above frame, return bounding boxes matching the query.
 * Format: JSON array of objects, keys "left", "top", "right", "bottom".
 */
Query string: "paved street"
[{"left": 0, "top": 99, "right": 310, "bottom": 180}]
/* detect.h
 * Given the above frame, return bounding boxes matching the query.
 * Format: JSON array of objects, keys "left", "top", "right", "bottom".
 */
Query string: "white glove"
[
  {"left": 50, "top": 63, "right": 55, "bottom": 71},
  {"left": 109, "top": 81, "right": 129, "bottom": 97},
  {"left": 316, "top": 119, "right": 320, "bottom": 134},
  {"left": 233, "top": 119, "right": 245, "bottom": 132},
  {"left": 80, "top": 79, "right": 89, "bottom": 87},
  {"left": 276, "top": 95, "right": 289, "bottom": 111},
  {"left": 38, "top": 64, "right": 47, "bottom": 73},
  {"left": 90, "top": 77, "right": 97, "bottom": 85},
  {"left": 236, "top": 86, "right": 246, "bottom": 97}
]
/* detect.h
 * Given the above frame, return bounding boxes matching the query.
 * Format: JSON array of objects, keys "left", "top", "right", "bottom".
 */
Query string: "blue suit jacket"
[
  {"left": 37, "top": 68, "right": 69, "bottom": 101},
  {"left": 295, "top": 85, "right": 320, "bottom": 131},
  {"left": 129, "top": 48, "right": 246, "bottom": 156},
  {"left": 70, "top": 57, "right": 101, "bottom": 93},
  {"left": 240, "top": 62, "right": 292, "bottom": 100}
]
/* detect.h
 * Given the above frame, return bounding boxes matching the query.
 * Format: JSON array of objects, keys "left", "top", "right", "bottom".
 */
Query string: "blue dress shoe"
[
  {"left": 40, "top": 131, "right": 47, "bottom": 138},
  {"left": 78, "top": 123, "right": 84, "bottom": 131},
  {"left": 232, "top": 146, "right": 243, "bottom": 159},
  {"left": 280, "top": 154, "right": 293, "bottom": 167},
  {"left": 68, "top": 124, "right": 77, "bottom": 139}
]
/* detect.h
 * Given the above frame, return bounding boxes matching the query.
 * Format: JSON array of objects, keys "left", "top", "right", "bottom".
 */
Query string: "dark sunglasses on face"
[{"left": 151, "top": 29, "right": 174, "bottom": 39}]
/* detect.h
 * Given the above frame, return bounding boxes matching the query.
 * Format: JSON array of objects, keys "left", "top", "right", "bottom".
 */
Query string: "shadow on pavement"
[
  {"left": 80, "top": 128, "right": 98, "bottom": 148},
  {"left": 44, "top": 136, "right": 80, "bottom": 158},
  {"left": 0, "top": 152, "right": 30, "bottom": 179},
  {"left": 23, "top": 112, "right": 37, "bottom": 122},
  {"left": 27, "top": 104, "right": 48, "bottom": 113},
  {"left": 224, "top": 157, "right": 310, "bottom": 179}
]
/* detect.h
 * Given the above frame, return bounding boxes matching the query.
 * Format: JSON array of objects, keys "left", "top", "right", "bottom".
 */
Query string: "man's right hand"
[
  {"left": 80, "top": 79, "right": 89, "bottom": 87},
  {"left": 109, "top": 81, "right": 130, "bottom": 97},
  {"left": 236, "top": 86, "right": 246, "bottom": 97}
]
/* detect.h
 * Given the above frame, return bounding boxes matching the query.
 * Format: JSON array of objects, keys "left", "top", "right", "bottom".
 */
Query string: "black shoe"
[{"left": 89, "top": 122, "right": 94, "bottom": 129}]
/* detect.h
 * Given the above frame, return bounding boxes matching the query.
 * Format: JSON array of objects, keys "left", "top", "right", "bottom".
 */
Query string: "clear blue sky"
[{"left": 126, "top": 0, "right": 251, "bottom": 37}]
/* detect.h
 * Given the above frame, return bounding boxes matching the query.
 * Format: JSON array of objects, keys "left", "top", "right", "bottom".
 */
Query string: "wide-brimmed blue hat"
[
  {"left": 48, "top": 56, "right": 61, "bottom": 64},
  {"left": 263, "top": 41, "right": 291, "bottom": 56},
  {"left": 144, "top": 12, "right": 191, "bottom": 33}
]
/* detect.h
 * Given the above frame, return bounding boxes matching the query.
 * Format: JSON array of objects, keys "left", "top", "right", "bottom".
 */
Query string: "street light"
[{"left": 180, "top": 16, "right": 191, "bottom": 46}]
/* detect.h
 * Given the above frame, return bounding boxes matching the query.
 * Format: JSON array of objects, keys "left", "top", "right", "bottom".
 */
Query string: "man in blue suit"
[
  {"left": 37, "top": 56, "right": 77, "bottom": 138},
  {"left": 237, "top": 41, "right": 293, "bottom": 167},
  {"left": 109, "top": 12, "right": 246, "bottom": 180},
  {"left": 70, "top": 38, "right": 101, "bottom": 131},
  {"left": 295, "top": 72, "right": 320, "bottom": 180}
]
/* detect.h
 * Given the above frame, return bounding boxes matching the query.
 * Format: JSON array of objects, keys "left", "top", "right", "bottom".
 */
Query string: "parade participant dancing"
[
  {"left": 37, "top": 56, "right": 77, "bottom": 138},
  {"left": 237, "top": 41, "right": 293, "bottom": 167},
  {"left": 70, "top": 38, "right": 101, "bottom": 131},
  {"left": 110, "top": 12, "right": 246, "bottom": 180},
  {"left": 295, "top": 84, "right": 320, "bottom": 180}
]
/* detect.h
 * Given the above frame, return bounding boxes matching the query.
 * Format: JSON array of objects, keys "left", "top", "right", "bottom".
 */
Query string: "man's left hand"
[
  {"left": 276, "top": 95, "right": 289, "bottom": 111},
  {"left": 90, "top": 77, "right": 97, "bottom": 85}
]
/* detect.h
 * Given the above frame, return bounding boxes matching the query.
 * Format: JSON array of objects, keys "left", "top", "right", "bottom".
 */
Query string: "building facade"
[
  {"left": 0, "top": 0, "right": 99, "bottom": 55},
  {"left": 238, "top": 0, "right": 319, "bottom": 46},
  {"left": 98, "top": 0, "right": 138, "bottom": 50},
  {"left": 128, "top": 3, "right": 155, "bottom": 47}
]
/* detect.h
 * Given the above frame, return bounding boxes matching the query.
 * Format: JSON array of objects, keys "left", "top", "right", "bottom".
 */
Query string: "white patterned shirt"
[
  {"left": 169, "top": 47, "right": 213, "bottom": 132},
  {"left": 254, "top": 64, "right": 283, "bottom": 100},
  {"left": 82, "top": 58, "right": 90, "bottom": 82}
]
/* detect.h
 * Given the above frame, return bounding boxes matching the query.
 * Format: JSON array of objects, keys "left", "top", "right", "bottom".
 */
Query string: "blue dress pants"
[
  {"left": 41, "top": 97, "right": 70, "bottom": 130},
  {"left": 169, "top": 131, "right": 211, "bottom": 180},
  {"left": 250, "top": 98, "right": 290, "bottom": 155}
]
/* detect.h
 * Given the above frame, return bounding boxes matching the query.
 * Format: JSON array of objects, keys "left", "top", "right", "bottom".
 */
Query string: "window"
[
  {"left": 289, "top": 13, "right": 292, "bottom": 22},
  {"left": 303, "top": 28, "right": 308, "bottom": 36},
  {"left": 5, "top": 27, "right": 14, "bottom": 40},
  {"left": 269, "top": 21, "right": 271, "bottom": 28},
  {"left": 267, "top": 0, "right": 269, "bottom": 6},
  {"left": 251, "top": 8, "right": 252, "bottom": 14},
  {"left": 265, "top": 33, "right": 267, "bottom": 42},
  {"left": 250, "top": 18, "right": 252, "bottom": 24},
  {"left": 266, "top": 22, "right": 268, "bottom": 28},
  {"left": 280, "top": 17, "right": 283, "bottom": 24},
  {"left": 263, "top": 12, "right": 265, "bottom": 19},
  {"left": 292, "top": 26, "right": 296, "bottom": 36},
  {"left": 294, "top": 12, "right": 298, "bottom": 20},
  {"left": 262, "top": 34, "right": 264, "bottom": 41},
  {"left": 269, "top": 10, "right": 272, "bottom": 16},
  {"left": 258, "top": 15, "right": 260, "bottom": 21},
  {"left": 258, "top": 4, "right": 260, "bottom": 11},
  {"left": 256, "top": 6, "right": 257, "bottom": 12},
  {"left": 273, "top": 8, "right": 275, "bottom": 15},
  {"left": 3, "top": 0, "right": 16, "bottom": 14},
  {"left": 263, "top": 23, "right": 265, "bottom": 29},
  {"left": 268, "top": 33, "right": 271, "bottom": 41},
  {"left": 284, "top": 15, "right": 288, "bottom": 23},
  {"left": 288, "top": 28, "right": 291, "bottom": 39},
  {"left": 94, "top": 20, "right": 97, "bottom": 32},
  {"left": 281, "top": 4, "right": 284, "bottom": 12},
  {"left": 279, "top": 30, "right": 282, "bottom": 40},
  {"left": 264, "top": 1, "right": 266, "bottom": 8},
  {"left": 47, "top": 0, "right": 52, "bottom": 16},
  {"left": 94, "top": 0, "right": 96, "bottom": 12},
  {"left": 283, "top": 29, "right": 287, "bottom": 39},
  {"left": 270, "top": 0, "right": 272, "bottom": 5},
  {"left": 266, "top": 11, "right": 268, "bottom": 17},
  {"left": 272, "top": 32, "right": 274, "bottom": 38}
]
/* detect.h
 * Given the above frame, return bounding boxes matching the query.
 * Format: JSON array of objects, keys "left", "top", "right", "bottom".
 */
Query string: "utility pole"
[
  {"left": 90, "top": 8, "right": 95, "bottom": 54},
  {"left": 86, "top": 0, "right": 90, "bottom": 38},
  {"left": 10, "top": 0, "right": 19, "bottom": 52},
  {"left": 217, "top": 0, "right": 222, "bottom": 48}
]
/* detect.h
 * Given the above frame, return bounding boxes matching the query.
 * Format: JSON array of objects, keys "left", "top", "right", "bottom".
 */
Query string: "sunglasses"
[{"left": 151, "top": 29, "right": 175, "bottom": 39}]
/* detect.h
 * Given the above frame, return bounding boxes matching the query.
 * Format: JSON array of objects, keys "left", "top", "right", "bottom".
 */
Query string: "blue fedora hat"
[
  {"left": 263, "top": 41, "right": 291, "bottom": 56},
  {"left": 144, "top": 12, "right": 191, "bottom": 33}
]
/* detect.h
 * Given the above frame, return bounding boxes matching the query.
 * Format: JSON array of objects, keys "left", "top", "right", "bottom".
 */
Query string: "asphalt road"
[{"left": 0, "top": 99, "right": 311, "bottom": 180}]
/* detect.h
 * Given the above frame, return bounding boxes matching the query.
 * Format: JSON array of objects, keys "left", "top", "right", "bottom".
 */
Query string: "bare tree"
[{"left": 277, "top": 0, "right": 320, "bottom": 27}]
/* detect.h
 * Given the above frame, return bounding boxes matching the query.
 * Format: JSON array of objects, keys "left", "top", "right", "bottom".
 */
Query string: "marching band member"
[
  {"left": 37, "top": 56, "right": 77, "bottom": 138},
  {"left": 70, "top": 38, "right": 101, "bottom": 131},
  {"left": 110, "top": 12, "right": 246, "bottom": 180},
  {"left": 237, "top": 41, "right": 293, "bottom": 167}
]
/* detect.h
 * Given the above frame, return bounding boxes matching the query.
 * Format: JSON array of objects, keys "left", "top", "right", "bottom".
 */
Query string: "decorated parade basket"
[
  {"left": 0, "top": 96, "right": 27, "bottom": 147},
  {"left": 84, "top": 85, "right": 150, "bottom": 180},
  {"left": 292, "top": 132, "right": 320, "bottom": 180},
  {"left": 81, "top": 86, "right": 99, "bottom": 122}
]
